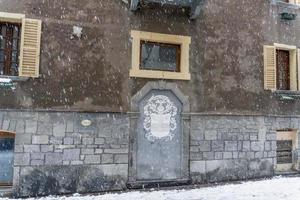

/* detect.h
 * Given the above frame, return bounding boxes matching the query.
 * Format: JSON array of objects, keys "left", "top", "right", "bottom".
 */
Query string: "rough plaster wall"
[{"left": 0, "top": 0, "right": 300, "bottom": 115}]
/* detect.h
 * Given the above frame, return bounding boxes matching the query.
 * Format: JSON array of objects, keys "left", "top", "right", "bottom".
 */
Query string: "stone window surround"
[
  {"left": 128, "top": 81, "right": 191, "bottom": 185},
  {"left": 276, "top": 129, "right": 299, "bottom": 172},
  {"left": 130, "top": 30, "right": 191, "bottom": 80}
]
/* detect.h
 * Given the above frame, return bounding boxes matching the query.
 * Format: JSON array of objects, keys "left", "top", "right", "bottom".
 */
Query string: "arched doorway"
[{"left": 0, "top": 131, "right": 15, "bottom": 186}]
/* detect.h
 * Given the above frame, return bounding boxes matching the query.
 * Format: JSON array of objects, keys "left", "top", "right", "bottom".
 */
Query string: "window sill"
[
  {"left": 0, "top": 76, "right": 29, "bottom": 82},
  {"left": 130, "top": 69, "right": 191, "bottom": 80},
  {"left": 273, "top": 90, "right": 300, "bottom": 100}
]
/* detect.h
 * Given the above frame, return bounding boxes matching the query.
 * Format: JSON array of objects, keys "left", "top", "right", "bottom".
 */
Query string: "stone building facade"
[{"left": 0, "top": 0, "right": 300, "bottom": 197}]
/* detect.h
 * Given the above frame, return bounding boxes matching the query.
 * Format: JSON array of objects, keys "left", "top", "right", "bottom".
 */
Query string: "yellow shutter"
[
  {"left": 263, "top": 45, "right": 276, "bottom": 90},
  {"left": 19, "top": 18, "right": 42, "bottom": 77},
  {"left": 290, "top": 50, "right": 297, "bottom": 91},
  {"left": 297, "top": 49, "right": 300, "bottom": 90}
]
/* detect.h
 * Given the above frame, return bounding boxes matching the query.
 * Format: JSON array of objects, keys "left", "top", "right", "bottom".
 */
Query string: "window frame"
[
  {"left": 263, "top": 43, "right": 299, "bottom": 92},
  {"left": 274, "top": 43, "right": 298, "bottom": 91},
  {"left": 0, "top": 12, "right": 24, "bottom": 79},
  {"left": 275, "top": 129, "right": 299, "bottom": 172},
  {"left": 0, "top": 22, "right": 22, "bottom": 76},
  {"left": 130, "top": 30, "right": 191, "bottom": 80},
  {"left": 0, "top": 131, "right": 15, "bottom": 187},
  {"left": 0, "top": 12, "right": 42, "bottom": 79}
]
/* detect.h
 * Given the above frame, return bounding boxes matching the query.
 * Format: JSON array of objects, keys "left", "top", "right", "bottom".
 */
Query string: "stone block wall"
[
  {"left": 190, "top": 115, "right": 300, "bottom": 183},
  {"left": 1, "top": 110, "right": 300, "bottom": 197},
  {"left": 0, "top": 111, "right": 129, "bottom": 197}
]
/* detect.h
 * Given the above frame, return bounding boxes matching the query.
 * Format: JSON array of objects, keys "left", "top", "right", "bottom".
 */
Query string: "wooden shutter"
[
  {"left": 290, "top": 50, "right": 297, "bottom": 91},
  {"left": 264, "top": 45, "right": 276, "bottom": 90},
  {"left": 19, "top": 18, "right": 42, "bottom": 77},
  {"left": 297, "top": 49, "right": 300, "bottom": 90}
]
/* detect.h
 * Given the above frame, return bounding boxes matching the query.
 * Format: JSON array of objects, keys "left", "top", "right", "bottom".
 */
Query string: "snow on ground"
[{"left": 2, "top": 176, "right": 300, "bottom": 200}]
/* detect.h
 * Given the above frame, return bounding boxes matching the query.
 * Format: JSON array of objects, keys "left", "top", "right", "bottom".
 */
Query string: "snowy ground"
[{"left": 1, "top": 176, "right": 300, "bottom": 200}]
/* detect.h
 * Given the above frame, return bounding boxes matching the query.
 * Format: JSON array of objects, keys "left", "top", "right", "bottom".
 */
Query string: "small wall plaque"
[{"left": 81, "top": 119, "right": 92, "bottom": 127}]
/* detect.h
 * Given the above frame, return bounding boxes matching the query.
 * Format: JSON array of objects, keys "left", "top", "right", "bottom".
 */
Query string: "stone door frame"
[{"left": 128, "top": 81, "right": 190, "bottom": 186}]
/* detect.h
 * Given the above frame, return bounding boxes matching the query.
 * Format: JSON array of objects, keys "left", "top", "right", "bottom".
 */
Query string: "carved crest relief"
[{"left": 143, "top": 95, "right": 178, "bottom": 142}]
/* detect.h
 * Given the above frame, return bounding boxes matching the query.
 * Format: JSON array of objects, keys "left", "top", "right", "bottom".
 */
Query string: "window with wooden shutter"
[
  {"left": 264, "top": 45, "right": 276, "bottom": 90},
  {"left": 0, "top": 12, "right": 41, "bottom": 78},
  {"left": 19, "top": 18, "right": 42, "bottom": 78},
  {"left": 264, "top": 44, "right": 299, "bottom": 91}
]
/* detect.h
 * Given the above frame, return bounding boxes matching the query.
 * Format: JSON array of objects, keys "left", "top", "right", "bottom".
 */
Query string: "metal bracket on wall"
[{"left": 130, "top": 0, "right": 204, "bottom": 19}]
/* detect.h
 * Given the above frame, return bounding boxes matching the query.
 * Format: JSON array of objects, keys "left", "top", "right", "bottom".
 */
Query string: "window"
[
  {"left": 0, "top": 12, "right": 42, "bottom": 78},
  {"left": 263, "top": 43, "right": 299, "bottom": 91},
  {"left": 282, "top": 0, "right": 300, "bottom": 4},
  {"left": 140, "top": 41, "right": 180, "bottom": 72},
  {"left": 0, "top": 23, "right": 21, "bottom": 76},
  {"left": 130, "top": 30, "right": 191, "bottom": 80},
  {"left": 0, "top": 131, "right": 15, "bottom": 186},
  {"left": 276, "top": 129, "right": 298, "bottom": 172}
]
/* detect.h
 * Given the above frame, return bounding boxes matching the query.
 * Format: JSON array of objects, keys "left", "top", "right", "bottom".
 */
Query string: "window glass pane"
[
  {"left": 0, "top": 23, "right": 21, "bottom": 76},
  {"left": 276, "top": 50, "right": 290, "bottom": 90},
  {"left": 0, "top": 50, "right": 4, "bottom": 62},
  {"left": 10, "top": 63, "right": 18, "bottom": 76},
  {"left": 140, "top": 41, "right": 180, "bottom": 72},
  {"left": 0, "top": 63, "right": 3, "bottom": 75},
  {"left": 0, "top": 138, "right": 14, "bottom": 184}
]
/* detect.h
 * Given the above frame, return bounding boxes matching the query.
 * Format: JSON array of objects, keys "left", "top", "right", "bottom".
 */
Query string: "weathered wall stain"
[{"left": 0, "top": 0, "right": 299, "bottom": 114}]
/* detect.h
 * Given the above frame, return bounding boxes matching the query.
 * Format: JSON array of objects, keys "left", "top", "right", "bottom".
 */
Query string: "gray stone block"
[
  {"left": 104, "top": 148, "right": 128, "bottom": 154},
  {"left": 32, "top": 135, "right": 49, "bottom": 144},
  {"left": 223, "top": 152, "right": 233, "bottom": 159},
  {"left": 70, "top": 160, "right": 83, "bottom": 165},
  {"left": 114, "top": 154, "right": 128, "bottom": 164},
  {"left": 31, "top": 160, "right": 44, "bottom": 166},
  {"left": 15, "top": 134, "right": 32, "bottom": 145},
  {"left": 53, "top": 122, "right": 66, "bottom": 137},
  {"left": 242, "top": 141, "right": 251, "bottom": 151},
  {"left": 45, "top": 153, "right": 63, "bottom": 165},
  {"left": 264, "top": 141, "right": 271, "bottom": 151},
  {"left": 102, "top": 154, "right": 114, "bottom": 164},
  {"left": 190, "top": 161, "right": 206, "bottom": 173},
  {"left": 63, "top": 149, "right": 80, "bottom": 161},
  {"left": 204, "top": 130, "right": 218, "bottom": 140},
  {"left": 14, "top": 153, "right": 30, "bottom": 166},
  {"left": 14, "top": 145, "right": 23, "bottom": 153},
  {"left": 37, "top": 121, "right": 53, "bottom": 135},
  {"left": 81, "top": 148, "right": 94, "bottom": 155},
  {"left": 225, "top": 141, "right": 238, "bottom": 151},
  {"left": 95, "top": 149, "right": 103, "bottom": 154},
  {"left": 190, "top": 130, "right": 204, "bottom": 141},
  {"left": 84, "top": 155, "right": 101, "bottom": 164},
  {"left": 190, "top": 152, "right": 203, "bottom": 160},
  {"left": 95, "top": 138, "right": 105, "bottom": 144},
  {"left": 190, "top": 146, "right": 199, "bottom": 152},
  {"left": 82, "top": 138, "right": 94, "bottom": 145},
  {"left": 198, "top": 141, "right": 211, "bottom": 152},
  {"left": 211, "top": 141, "right": 224, "bottom": 151},
  {"left": 63, "top": 137, "right": 74, "bottom": 145},
  {"left": 31, "top": 153, "right": 44, "bottom": 160},
  {"left": 251, "top": 141, "right": 264, "bottom": 151},
  {"left": 41, "top": 145, "right": 54, "bottom": 152},
  {"left": 24, "top": 145, "right": 40, "bottom": 153},
  {"left": 214, "top": 152, "right": 223, "bottom": 160},
  {"left": 25, "top": 120, "right": 37, "bottom": 134},
  {"left": 203, "top": 152, "right": 214, "bottom": 160}
]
